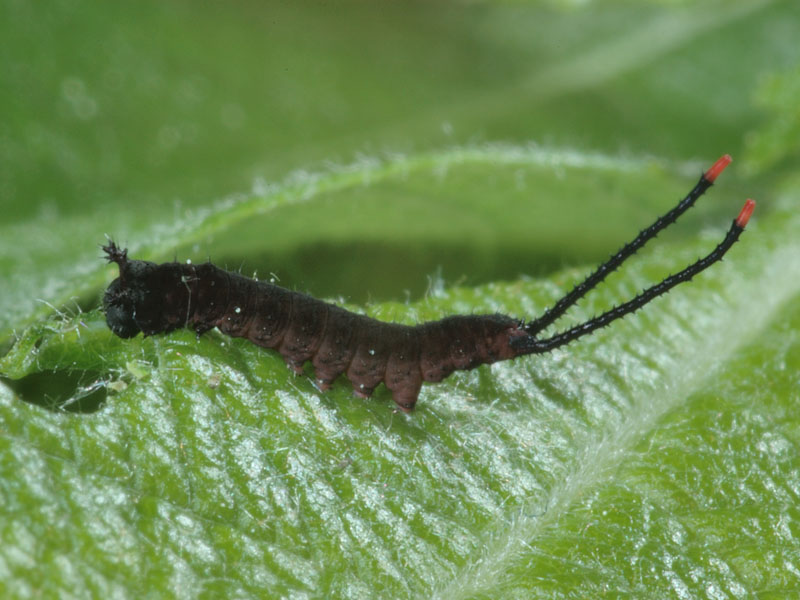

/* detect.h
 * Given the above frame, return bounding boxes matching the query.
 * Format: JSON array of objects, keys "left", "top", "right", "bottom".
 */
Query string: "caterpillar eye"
[{"left": 103, "top": 278, "right": 141, "bottom": 338}]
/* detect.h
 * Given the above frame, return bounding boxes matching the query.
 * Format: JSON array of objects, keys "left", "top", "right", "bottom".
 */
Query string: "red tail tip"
[
  {"left": 704, "top": 154, "right": 732, "bottom": 183},
  {"left": 735, "top": 199, "right": 756, "bottom": 228}
]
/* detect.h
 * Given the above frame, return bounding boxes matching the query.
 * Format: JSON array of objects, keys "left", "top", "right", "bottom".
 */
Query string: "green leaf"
[{"left": 2, "top": 1, "right": 800, "bottom": 597}]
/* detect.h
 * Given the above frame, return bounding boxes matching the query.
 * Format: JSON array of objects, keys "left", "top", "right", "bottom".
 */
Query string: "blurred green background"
[{"left": 3, "top": 0, "right": 800, "bottom": 597}]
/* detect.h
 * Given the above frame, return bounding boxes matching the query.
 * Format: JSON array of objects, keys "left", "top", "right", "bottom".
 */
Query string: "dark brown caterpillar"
[{"left": 103, "top": 155, "right": 754, "bottom": 411}]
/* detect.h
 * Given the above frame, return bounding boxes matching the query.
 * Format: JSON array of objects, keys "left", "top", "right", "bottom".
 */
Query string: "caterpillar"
[{"left": 102, "top": 155, "right": 754, "bottom": 411}]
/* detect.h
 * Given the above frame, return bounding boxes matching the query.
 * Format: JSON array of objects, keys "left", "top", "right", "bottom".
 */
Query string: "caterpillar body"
[{"left": 102, "top": 155, "right": 754, "bottom": 411}]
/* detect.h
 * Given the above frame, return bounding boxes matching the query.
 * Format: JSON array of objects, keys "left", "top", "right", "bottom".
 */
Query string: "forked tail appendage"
[{"left": 513, "top": 156, "right": 753, "bottom": 356}]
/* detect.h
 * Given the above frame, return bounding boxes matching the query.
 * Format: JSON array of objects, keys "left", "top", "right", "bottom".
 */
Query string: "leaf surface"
[{"left": 2, "top": 1, "right": 800, "bottom": 597}]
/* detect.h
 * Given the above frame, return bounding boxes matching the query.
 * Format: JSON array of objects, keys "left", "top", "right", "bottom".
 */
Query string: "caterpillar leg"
[
  {"left": 386, "top": 379, "right": 422, "bottom": 412},
  {"left": 353, "top": 383, "right": 376, "bottom": 399},
  {"left": 285, "top": 359, "right": 305, "bottom": 375},
  {"left": 313, "top": 378, "right": 334, "bottom": 392},
  {"left": 391, "top": 392, "right": 420, "bottom": 413}
]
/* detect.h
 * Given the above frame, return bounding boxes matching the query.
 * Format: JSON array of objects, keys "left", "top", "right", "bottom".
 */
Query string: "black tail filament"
[{"left": 512, "top": 155, "right": 754, "bottom": 356}]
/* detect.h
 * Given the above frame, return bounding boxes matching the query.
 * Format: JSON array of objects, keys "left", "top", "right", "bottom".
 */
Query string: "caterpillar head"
[
  {"left": 102, "top": 240, "right": 159, "bottom": 338},
  {"left": 103, "top": 277, "right": 140, "bottom": 338}
]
